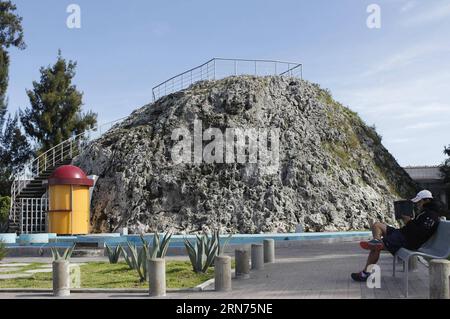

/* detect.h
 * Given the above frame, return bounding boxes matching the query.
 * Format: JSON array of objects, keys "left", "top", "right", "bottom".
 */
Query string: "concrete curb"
[
  {"left": 0, "top": 268, "right": 236, "bottom": 294},
  {"left": 0, "top": 287, "right": 203, "bottom": 294},
  {"left": 192, "top": 269, "right": 237, "bottom": 292},
  {"left": 0, "top": 274, "right": 219, "bottom": 294}
]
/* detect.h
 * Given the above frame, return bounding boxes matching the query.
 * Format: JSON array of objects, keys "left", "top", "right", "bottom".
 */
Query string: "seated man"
[{"left": 351, "top": 190, "right": 441, "bottom": 282}]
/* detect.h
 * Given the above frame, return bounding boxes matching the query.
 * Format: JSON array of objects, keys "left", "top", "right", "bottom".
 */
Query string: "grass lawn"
[{"left": 0, "top": 261, "right": 217, "bottom": 289}]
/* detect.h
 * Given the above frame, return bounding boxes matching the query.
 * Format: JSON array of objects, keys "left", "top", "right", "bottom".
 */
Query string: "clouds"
[
  {"left": 360, "top": 43, "right": 450, "bottom": 77},
  {"left": 400, "top": 0, "right": 450, "bottom": 27},
  {"left": 400, "top": 1, "right": 418, "bottom": 13},
  {"left": 330, "top": 33, "right": 450, "bottom": 165},
  {"left": 404, "top": 121, "right": 450, "bottom": 130}
]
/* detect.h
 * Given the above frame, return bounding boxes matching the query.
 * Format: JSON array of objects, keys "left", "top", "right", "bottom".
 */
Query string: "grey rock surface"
[{"left": 74, "top": 76, "right": 417, "bottom": 234}]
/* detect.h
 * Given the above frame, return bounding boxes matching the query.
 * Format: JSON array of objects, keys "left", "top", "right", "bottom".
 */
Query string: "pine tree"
[
  {"left": 0, "top": 113, "right": 31, "bottom": 196},
  {"left": 0, "top": 1, "right": 29, "bottom": 196},
  {"left": 0, "top": 0, "right": 25, "bottom": 126},
  {"left": 0, "top": 49, "right": 8, "bottom": 129},
  {"left": 20, "top": 52, "right": 97, "bottom": 152}
]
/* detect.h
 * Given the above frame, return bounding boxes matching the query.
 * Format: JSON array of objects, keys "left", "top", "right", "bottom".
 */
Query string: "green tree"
[
  {"left": 0, "top": 0, "right": 26, "bottom": 126},
  {"left": 20, "top": 52, "right": 97, "bottom": 152},
  {"left": 0, "top": 114, "right": 31, "bottom": 195},
  {"left": 0, "top": 1, "right": 30, "bottom": 196}
]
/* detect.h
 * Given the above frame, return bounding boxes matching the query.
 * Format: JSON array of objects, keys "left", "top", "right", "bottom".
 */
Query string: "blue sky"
[{"left": 6, "top": 0, "right": 450, "bottom": 166}]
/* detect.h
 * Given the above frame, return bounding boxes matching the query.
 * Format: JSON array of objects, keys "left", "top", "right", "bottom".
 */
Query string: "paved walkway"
[{"left": 0, "top": 240, "right": 430, "bottom": 299}]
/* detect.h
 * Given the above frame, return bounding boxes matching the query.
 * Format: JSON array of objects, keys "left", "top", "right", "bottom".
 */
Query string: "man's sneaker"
[
  {"left": 351, "top": 271, "right": 370, "bottom": 282},
  {"left": 360, "top": 239, "right": 384, "bottom": 251}
]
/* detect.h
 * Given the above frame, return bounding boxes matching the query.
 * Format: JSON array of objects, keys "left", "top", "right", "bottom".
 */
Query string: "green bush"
[
  {"left": 0, "top": 241, "right": 7, "bottom": 261},
  {"left": 0, "top": 196, "right": 10, "bottom": 232},
  {"left": 0, "top": 196, "right": 10, "bottom": 222}
]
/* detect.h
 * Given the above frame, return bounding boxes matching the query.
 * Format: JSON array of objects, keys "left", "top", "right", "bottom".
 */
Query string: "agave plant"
[
  {"left": 149, "top": 232, "right": 173, "bottom": 258},
  {"left": 121, "top": 232, "right": 172, "bottom": 282},
  {"left": 184, "top": 230, "right": 232, "bottom": 273},
  {"left": 50, "top": 244, "right": 76, "bottom": 261},
  {"left": 105, "top": 244, "right": 121, "bottom": 264},
  {"left": 121, "top": 241, "right": 140, "bottom": 269}
]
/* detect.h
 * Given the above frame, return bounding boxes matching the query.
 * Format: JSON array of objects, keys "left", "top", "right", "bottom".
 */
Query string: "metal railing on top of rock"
[
  {"left": 151, "top": 58, "right": 303, "bottom": 102},
  {"left": 9, "top": 117, "right": 127, "bottom": 224}
]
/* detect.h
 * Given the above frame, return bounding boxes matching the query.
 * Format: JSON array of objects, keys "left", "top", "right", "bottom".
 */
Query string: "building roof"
[{"left": 403, "top": 166, "right": 444, "bottom": 181}]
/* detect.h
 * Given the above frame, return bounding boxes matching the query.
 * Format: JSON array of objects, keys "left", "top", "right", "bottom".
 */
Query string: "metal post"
[
  {"left": 25, "top": 198, "right": 28, "bottom": 234},
  {"left": 19, "top": 199, "right": 22, "bottom": 234},
  {"left": 32, "top": 198, "right": 34, "bottom": 233},
  {"left": 254, "top": 61, "right": 257, "bottom": 75},
  {"left": 234, "top": 60, "right": 237, "bottom": 75}
]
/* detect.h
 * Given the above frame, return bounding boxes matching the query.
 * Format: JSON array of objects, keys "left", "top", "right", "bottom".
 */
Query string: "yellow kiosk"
[{"left": 46, "top": 165, "right": 94, "bottom": 235}]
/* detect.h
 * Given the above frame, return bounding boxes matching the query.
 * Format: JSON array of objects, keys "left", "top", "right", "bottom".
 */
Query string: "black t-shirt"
[{"left": 399, "top": 203, "right": 440, "bottom": 250}]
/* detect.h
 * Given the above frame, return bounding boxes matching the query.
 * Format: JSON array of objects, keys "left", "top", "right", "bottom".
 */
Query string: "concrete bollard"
[
  {"left": 251, "top": 244, "right": 264, "bottom": 270},
  {"left": 235, "top": 249, "right": 250, "bottom": 279},
  {"left": 429, "top": 259, "right": 450, "bottom": 299},
  {"left": 148, "top": 258, "right": 166, "bottom": 297},
  {"left": 263, "top": 239, "right": 275, "bottom": 263},
  {"left": 52, "top": 260, "right": 71, "bottom": 297},
  {"left": 215, "top": 255, "right": 232, "bottom": 292}
]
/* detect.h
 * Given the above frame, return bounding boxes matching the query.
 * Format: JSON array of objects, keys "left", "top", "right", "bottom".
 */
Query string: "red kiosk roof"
[{"left": 48, "top": 165, "right": 94, "bottom": 186}]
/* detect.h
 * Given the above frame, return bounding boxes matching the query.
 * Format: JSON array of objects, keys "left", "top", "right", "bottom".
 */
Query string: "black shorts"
[{"left": 382, "top": 226, "right": 407, "bottom": 255}]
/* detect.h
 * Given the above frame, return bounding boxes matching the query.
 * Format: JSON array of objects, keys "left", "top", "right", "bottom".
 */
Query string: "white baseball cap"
[{"left": 411, "top": 190, "right": 433, "bottom": 203}]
